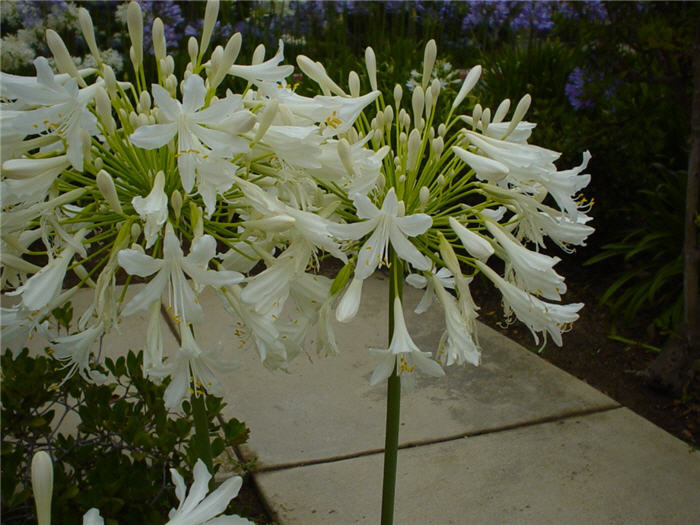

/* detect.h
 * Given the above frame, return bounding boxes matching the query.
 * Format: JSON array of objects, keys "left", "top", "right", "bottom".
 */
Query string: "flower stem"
[
  {"left": 381, "top": 250, "right": 402, "bottom": 525},
  {"left": 191, "top": 393, "right": 215, "bottom": 489}
]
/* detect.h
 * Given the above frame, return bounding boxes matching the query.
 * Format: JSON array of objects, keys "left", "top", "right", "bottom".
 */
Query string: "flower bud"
[
  {"left": 397, "top": 200, "right": 406, "bottom": 216},
  {"left": 165, "top": 74, "right": 177, "bottom": 94},
  {"left": 419, "top": 186, "right": 430, "bottom": 206},
  {"left": 337, "top": 138, "right": 355, "bottom": 177},
  {"left": 393, "top": 84, "right": 403, "bottom": 108},
  {"left": 348, "top": 70, "right": 360, "bottom": 97},
  {"left": 152, "top": 17, "right": 166, "bottom": 61},
  {"left": 103, "top": 64, "right": 117, "bottom": 94},
  {"left": 336, "top": 277, "right": 363, "bottom": 323},
  {"left": 225, "top": 33, "right": 242, "bottom": 65},
  {"left": 188, "top": 37, "right": 199, "bottom": 67},
  {"left": 407, "top": 128, "right": 421, "bottom": 172},
  {"left": 424, "top": 88, "right": 433, "bottom": 119},
  {"left": 137, "top": 113, "right": 149, "bottom": 127},
  {"left": 252, "top": 43, "right": 265, "bottom": 65},
  {"left": 127, "top": 1, "right": 143, "bottom": 66},
  {"left": 31, "top": 451, "right": 53, "bottom": 525},
  {"left": 244, "top": 215, "right": 296, "bottom": 233},
  {"left": 481, "top": 107, "right": 491, "bottom": 132},
  {"left": 449, "top": 216, "right": 494, "bottom": 261},
  {"left": 503, "top": 94, "right": 531, "bottom": 138},
  {"left": 452, "top": 64, "right": 482, "bottom": 109},
  {"left": 78, "top": 8, "right": 101, "bottom": 63},
  {"left": 165, "top": 55, "right": 175, "bottom": 76},
  {"left": 422, "top": 39, "right": 437, "bottom": 91},
  {"left": 493, "top": 98, "right": 510, "bottom": 123},
  {"left": 438, "top": 123, "right": 446, "bottom": 137},
  {"left": 254, "top": 99, "right": 278, "bottom": 142},
  {"left": 131, "top": 222, "right": 142, "bottom": 240},
  {"left": 376, "top": 173, "right": 386, "bottom": 191},
  {"left": 45, "top": 30, "right": 85, "bottom": 86},
  {"left": 364, "top": 46, "right": 377, "bottom": 91},
  {"left": 94, "top": 157, "right": 104, "bottom": 171},
  {"left": 438, "top": 231, "right": 461, "bottom": 276},
  {"left": 472, "top": 104, "right": 482, "bottom": 128},
  {"left": 431, "top": 78, "right": 441, "bottom": 99},
  {"left": 200, "top": 0, "right": 220, "bottom": 57},
  {"left": 97, "top": 170, "right": 123, "bottom": 214},
  {"left": 190, "top": 202, "right": 204, "bottom": 239},
  {"left": 171, "top": 189, "right": 183, "bottom": 220},
  {"left": 94, "top": 87, "right": 116, "bottom": 134},
  {"left": 432, "top": 136, "right": 444, "bottom": 157},
  {"left": 384, "top": 105, "right": 394, "bottom": 125},
  {"left": 412, "top": 86, "right": 424, "bottom": 129}
]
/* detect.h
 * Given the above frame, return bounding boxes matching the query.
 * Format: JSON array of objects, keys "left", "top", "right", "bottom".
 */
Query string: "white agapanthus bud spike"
[
  {"left": 348, "top": 70, "right": 360, "bottom": 97},
  {"left": 152, "top": 17, "right": 166, "bottom": 61},
  {"left": 45, "top": 30, "right": 85, "bottom": 86},
  {"left": 412, "top": 86, "right": 424, "bottom": 129},
  {"left": 422, "top": 39, "right": 437, "bottom": 91},
  {"left": 503, "top": 94, "right": 532, "bottom": 138},
  {"left": 165, "top": 74, "right": 177, "bottom": 94},
  {"left": 31, "top": 451, "right": 53, "bottom": 525},
  {"left": 225, "top": 33, "right": 242, "bottom": 65},
  {"left": 188, "top": 37, "right": 199, "bottom": 66},
  {"left": 164, "top": 55, "right": 175, "bottom": 76},
  {"left": 78, "top": 8, "right": 101, "bottom": 63},
  {"left": 365, "top": 47, "right": 377, "bottom": 91},
  {"left": 200, "top": 0, "right": 220, "bottom": 58},
  {"left": 127, "top": 1, "right": 143, "bottom": 66},
  {"left": 254, "top": 99, "right": 279, "bottom": 142},
  {"left": 493, "top": 98, "right": 511, "bottom": 123},
  {"left": 97, "top": 170, "right": 122, "bottom": 213},
  {"left": 452, "top": 64, "right": 482, "bottom": 109},
  {"left": 394, "top": 84, "right": 403, "bottom": 108}
]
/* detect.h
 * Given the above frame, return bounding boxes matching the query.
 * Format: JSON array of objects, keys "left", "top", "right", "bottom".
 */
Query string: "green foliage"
[
  {"left": 1, "top": 349, "right": 249, "bottom": 525},
  {"left": 585, "top": 166, "right": 688, "bottom": 335}
]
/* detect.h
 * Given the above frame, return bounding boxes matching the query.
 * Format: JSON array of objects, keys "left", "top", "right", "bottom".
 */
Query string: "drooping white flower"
[
  {"left": 405, "top": 266, "right": 454, "bottom": 314},
  {"left": 229, "top": 40, "right": 294, "bottom": 84},
  {"left": 50, "top": 322, "right": 108, "bottom": 384},
  {"left": 330, "top": 188, "right": 432, "bottom": 280},
  {"left": 370, "top": 296, "right": 444, "bottom": 385},
  {"left": 335, "top": 276, "right": 363, "bottom": 323},
  {"left": 165, "top": 459, "right": 252, "bottom": 525},
  {"left": 476, "top": 260, "right": 583, "bottom": 347},
  {"left": 149, "top": 325, "right": 236, "bottom": 409},
  {"left": 117, "top": 224, "right": 243, "bottom": 325},
  {"left": 449, "top": 216, "right": 494, "bottom": 261}
]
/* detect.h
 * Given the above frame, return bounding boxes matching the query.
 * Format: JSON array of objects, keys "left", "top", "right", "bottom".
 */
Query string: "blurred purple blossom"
[
  {"left": 137, "top": 1, "right": 185, "bottom": 54},
  {"left": 511, "top": 2, "right": 555, "bottom": 33},
  {"left": 565, "top": 67, "right": 594, "bottom": 110}
]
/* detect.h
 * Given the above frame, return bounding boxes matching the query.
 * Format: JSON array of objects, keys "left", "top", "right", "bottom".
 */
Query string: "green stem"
[
  {"left": 191, "top": 392, "right": 215, "bottom": 489},
  {"left": 381, "top": 251, "right": 403, "bottom": 525}
]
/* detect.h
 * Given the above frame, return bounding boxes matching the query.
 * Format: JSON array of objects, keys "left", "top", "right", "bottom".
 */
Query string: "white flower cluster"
[{"left": 1, "top": 0, "right": 594, "bottom": 407}]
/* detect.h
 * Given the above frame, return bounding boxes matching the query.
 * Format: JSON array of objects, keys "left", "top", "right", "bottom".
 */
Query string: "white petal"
[
  {"left": 369, "top": 351, "right": 395, "bottom": 386},
  {"left": 130, "top": 122, "right": 178, "bottom": 149},
  {"left": 117, "top": 249, "right": 162, "bottom": 277},
  {"left": 389, "top": 225, "right": 430, "bottom": 271},
  {"left": 182, "top": 74, "right": 207, "bottom": 114},
  {"left": 152, "top": 84, "right": 181, "bottom": 121},
  {"left": 394, "top": 213, "right": 432, "bottom": 237},
  {"left": 335, "top": 277, "right": 363, "bottom": 323}
]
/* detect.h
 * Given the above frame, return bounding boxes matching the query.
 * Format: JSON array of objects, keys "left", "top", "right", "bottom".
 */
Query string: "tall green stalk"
[
  {"left": 381, "top": 250, "right": 403, "bottom": 525},
  {"left": 191, "top": 386, "right": 215, "bottom": 490}
]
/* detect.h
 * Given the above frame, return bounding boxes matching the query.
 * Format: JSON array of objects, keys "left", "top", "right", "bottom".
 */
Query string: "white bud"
[
  {"left": 472, "top": 104, "right": 482, "bottom": 127},
  {"left": 165, "top": 55, "right": 175, "bottom": 76},
  {"left": 407, "top": 128, "right": 421, "bottom": 172},
  {"left": 103, "top": 64, "right": 116, "bottom": 93},
  {"left": 200, "top": 0, "right": 220, "bottom": 58},
  {"left": 225, "top": 33, "right": 242, "bottom": 65},
  {"left": 165, "top": 74, "right": 177, "bottom": 94},
  {"left": 370, "top": 117, "right": 378, "bottom": 130},
  {"left": 419, "top": 186, "right": 430, "bottom": 206},
  {"left": 129, "top": 111, "right": 139, "bottom": 129},
  {"left": 399, "top": 132, "right": 407, "bottom": 145},
  {"left": 45, "top": 30, "right": 84, "bottom": 86},
  {"left": 397, "top": 200, "right": 406, "bottom": 216},
  {"left": 437, "top": 174, "right": 445, "bottom": 186},
  {"left": 252, "top": 44, "right": 266, "bottom": 65},
  {"left": 449, "top": 216, "right": 494, "bottom": 261},
  {"left": 188, "top": 37, "right": 199, "bottom": 66},
  {"left": 137, "top": 113, "right": 149, "bottom": 127},
  {"left": 412, "top": 86, "right": 424, "bottom": 129},
  {"left": 503, "top": 94, "right": 532, "bottom": 138},
  {"left": 254, "top": 99, "right": 278, "bottom": 142},
  {"left": 453, "top": 64, "right": 482, "bottom": 109},
  {"left": 365, "top": 46, "right": 377, "bottom": 91},
  {"left": 417, "top": 117, "right": 425, "bottom": 132},
  {"left": 398, "top": 108, "right": 408, "bottom": 129},
  {"left": 152, "top": 18, "right": 166, "bottom": 61},
  {"left": 78, "top": 8, "right": 101, "bottom": 63},
  {"left": 431, "top": 78, "right": 441, "bottom": 99},
  {"left": 347, "top": 127, "right": 359, "bottom": 144},
  {"left": 97, "top": 170, "right": 123, "bottom": 214},
  {"left": 384, "top": 105, "right": 394, "bottom": 125},
  {"left": 424, "top": 88, "right": 433, "bottom": 119},
  {"left": 245, "top": 215, "right": 296, "bottom": 233},
  {"left": 493, "top": 98, "right": 511, "bottom": 123},
  {"left": 438, "top": 123, "right": 446, "bottom": 137},
  {"left": 422, "top": 39, "right": 437, "bottom": 91},
  {"left": 337, "top": 138, "right": 355, "bottom": 177},
  {"left": 376, "top": 173, "right": 385, "bottom": 190},
  {"left": 432, "top": 136, "right": 444, "bottom": 157},
  {"left": 398, "top": 174, "right": 406, "bottom": 184},
  {"left": 139, "top": 91, "right": 151, "bottom": 112},
  {"left": 393, "top": 84, "right": 403, "bottom": 108},
  {"left": 131, "top": 222, "right": 142, "bottom": 240},
  {"left": 348, "top": 70, "right": 360, "bottom": 97},
  {"left": 31, "top": 451, "right": 53, "bottom": 525},
  {"left": 429, "top": 127, "right": 435, "bottom": 140},
  {"left": 171, "top": 189, "right": 183, "bottom": 220},
  {"left": 481, "top": 107, "right": 491, "bottom": 132},
  {"left": 127, "top": 1, "right": 143, "bottom": 66},
  {"left": 190, "top": 203, "right": 204, "bottom": 239},
  {"left": 94, "top": 157, "right": 104, "bottom": 171},
  {"left": 94, "top": 87, "right": 115, "bottom": 134}
]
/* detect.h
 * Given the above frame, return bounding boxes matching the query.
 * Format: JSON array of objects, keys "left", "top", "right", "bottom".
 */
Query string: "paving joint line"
[{"left": 250, "top": 403, "right": 622, "bottom": 474}]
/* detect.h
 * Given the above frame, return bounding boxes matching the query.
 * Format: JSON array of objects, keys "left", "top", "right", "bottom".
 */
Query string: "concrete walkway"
[{"left": 8, "top": 274, "right": 700, "bottom": 524}]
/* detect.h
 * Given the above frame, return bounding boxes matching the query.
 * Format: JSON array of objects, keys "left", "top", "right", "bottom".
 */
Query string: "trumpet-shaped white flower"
[
  {"left": 132, "top": 171, "right": 168, "bottom": 248},
  {"left": 476, "top": 260, "right": 582, "bottom": 347},
  {"left": 1, "top": 154, "right": 71, "bottom": 206},
  {"left": 166, "top": 459, "right": 252, "bottom": 525},
  {"left": 50, "top": 322, "right": 108, "bottom": 384},
  {"left": 406, "top": 266, "right": 454, "bottom": 314},
  {"left": 335, "top": 277, "right": 364, "bottom": 323},
  {"left": 449, "top": 216, "right": 494, "bottom": 261},
  {"left": 331, "top": 188, "right": 432, "bottom": 280},
  {"left": 117, "top": 224, "right": 243, "bottom": 325},
  {"left": 370, "top": 296, "right": 444, "bottom": 385},
  {"left": 130, "top": 75, "right": 246, "bottom": 192}
]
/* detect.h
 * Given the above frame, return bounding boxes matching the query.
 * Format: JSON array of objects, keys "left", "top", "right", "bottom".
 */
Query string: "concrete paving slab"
[
  {"left": 183, "top": 273, "right": 618, "bottom": 468},
  {"left": 255, "top": 407, "right": 700, "bottom": 524}
]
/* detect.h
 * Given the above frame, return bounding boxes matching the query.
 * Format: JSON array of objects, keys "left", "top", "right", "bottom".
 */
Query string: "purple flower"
[
  {"left": 565, "top": 67, "right": 594, "bottom": 110},
  {"left": 511, "top": 1, "right": 555, "bottom": 33},
  {"left": 134, "top": 0, "right": 185, "bottom": 55}
]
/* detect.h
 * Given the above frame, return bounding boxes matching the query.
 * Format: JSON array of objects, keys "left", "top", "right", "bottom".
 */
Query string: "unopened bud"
[
  {"left": 432, "top": 136, "right": 444, "bottom": 157},
  {"left": 431, "top": 78, "right": 441, "bottom": 99},
  {"left": 94, "top": 157, "right": 104, "bottom": 171},
  {"left": 46, "top": 30, "right": 85, "bottom": 86},
  {"left": 103, "top": 65, "right": 117, "bottom": 94},
  {"left": 481, "top": 107, "right": 491, "bottom": 132},
  {"left": 31, "top": 451, "right": 53, "bottom": 525},
  {"left": 254, "top": 99, "right": 278, "bottom": 142},
  {"left": 94, "top": 87, "right": 115, "bottom": 134},
  {"left": 252, "top": 44, "right": 265, "bottom": 65},
  {"left": 200, "top": 0, "right": 220, "bottom": 58},
  {"left": 365, "top": 47, "right": 377, "bottom": 91},
  {"left": 437, "top": 174, "right": 445, "bottom": 186},
  {"left": 424, "top": 88, "right": 433, "bottom": 119},
  {"left": 393, "top": 84, "right": 403, "bottom": 108},
  {"left": 397, "top": 200, "right": 405, "bottom": 216},
  {"left": 384, "top": 105, "right": 394, "bottom": 125},
  {"left": 472, "top": 104, "right": 482, "bottom": 128},
  {"left": 493, "top": 98, "right": 510, "bottom": 123},
  {"left": 348, "top": 70, "right": 360, "bottom": 97},
  {"left": 245, "top": 215, "right": 296, "bottom": 233},
  {"left": 78, "top": 8, "right": 101, "bottom": 63},
  {"left": 419, "top": 186, "right": 430, "bottom": 206},
  {"left": 438, "top": 123, "right": 446, "bottom": 137},
  {"left": 503, "top": 94, "right": 531, "bottom": 138},
  {"left": 412, "top": 86, "right": 424, "bottom": 129},
  {"left": 165, "top": 74, "right": 177, "bottom": 94},
  {"left": 422, "top": 39, "right": 437, "bottom": 91},
  {"left": 337, "top": 138, "right": 355, "bottom": 177},
  {"left": 131, "top": 223, "right": 141, "bottom": 240},
  {"left": 171, "top": 189, "right": 183, "bottom": 219},
  {"left": 188, "top": 37, "right": 199, "bottom": 66},
  {"left": 139, "top": 91, "right": 151, "bottom": 112},
  {"left": 97, "top": 170, "right": 123, "bottom": 214},
  {"left": 190, "top": 202, "right": 204, "bottom": 239},
  {"left": 452, "top": 64, "right": 482, "bottom": 109},
  {"left": 127, "top": 1, "right": 143, "bottom": 66},
  {"left": 407, "top": 128, "right": 421, "bottom": 172},
  {"left": 152, "top": 17, "right": 166, "bottom": 61}
]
